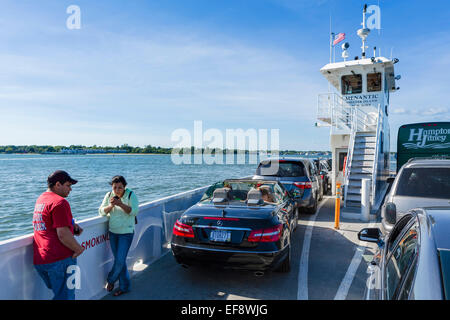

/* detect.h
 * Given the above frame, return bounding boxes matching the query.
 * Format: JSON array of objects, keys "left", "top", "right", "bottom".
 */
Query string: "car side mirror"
[
  {"left": 358, "top": 228, "right": 382, "bottom": 243},
  {"left": 387, "top": 177, "right": 395, "bottom": 185},
  {"left": 385, "top": 202, "right": 397, "bottom": 225}
]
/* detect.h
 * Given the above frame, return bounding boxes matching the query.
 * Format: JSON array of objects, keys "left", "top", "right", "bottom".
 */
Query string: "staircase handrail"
[
  {"left": 343, "top": 106, "right": 357, "bottom": 206},
  {"left": 371, "top": 103, "right": 383, "bottom": 206},
  {"left": 343, "top": 106, "right": 377, "bottom": 207}
]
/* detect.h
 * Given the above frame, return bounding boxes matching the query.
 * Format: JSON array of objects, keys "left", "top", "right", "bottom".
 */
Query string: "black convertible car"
[{"left": 170, "top": 179, "right": 297, "bottom": 273}]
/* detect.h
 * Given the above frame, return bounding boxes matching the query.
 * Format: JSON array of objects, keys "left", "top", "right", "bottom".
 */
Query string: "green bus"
[{"left": 397, "top": 122, "right": 450, "bottom": 172}]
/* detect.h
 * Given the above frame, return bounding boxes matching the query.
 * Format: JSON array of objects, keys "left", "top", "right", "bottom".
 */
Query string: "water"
[
  {"left": 0, "top": 153, "right": 393, "bottom": 242},
  {"left": 0, "top": 154, "right": 267, "bottom": 241}
]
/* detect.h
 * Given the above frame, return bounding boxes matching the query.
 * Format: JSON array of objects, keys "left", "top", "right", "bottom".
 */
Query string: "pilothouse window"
[
  {"left": 341, "top": 74, "right": 362, "bottom": 95},
  {"left": 367, "top": 72, "right": 382, "bottom": 92}
]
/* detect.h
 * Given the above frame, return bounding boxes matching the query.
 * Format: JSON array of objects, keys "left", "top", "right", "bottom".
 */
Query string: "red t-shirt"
[{"left": 33, "top": 192, "right": 74, "bottom": 265}]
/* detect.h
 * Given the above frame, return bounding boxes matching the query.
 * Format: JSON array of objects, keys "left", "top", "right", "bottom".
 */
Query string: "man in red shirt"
[{"left": 33, "top": 170, "right": 85, "bottom": 300}]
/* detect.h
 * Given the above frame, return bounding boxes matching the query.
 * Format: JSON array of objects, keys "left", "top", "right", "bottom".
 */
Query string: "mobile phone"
[
  {"left": 113, "top": 196, "right": 119, "bottom": 200},
  {"left": 72, "top": 219, "right": 80, "bottom": 235}
]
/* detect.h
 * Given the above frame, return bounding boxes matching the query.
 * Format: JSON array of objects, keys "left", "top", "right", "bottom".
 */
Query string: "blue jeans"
[
  {"left": 34, "top": 257, "right": 77, "bottom": 300},
  {"left": 107, "top": 232, "right": 134, "bottom": 292}
]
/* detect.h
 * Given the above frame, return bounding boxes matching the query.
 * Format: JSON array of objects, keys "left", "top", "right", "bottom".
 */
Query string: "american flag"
[{"left": 333, "top": 33, "right": 345, "bottom": 46}]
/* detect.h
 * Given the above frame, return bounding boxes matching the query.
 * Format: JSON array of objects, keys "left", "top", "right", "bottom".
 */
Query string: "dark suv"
[
  {"left": 314, "top": 159, "right": 331, "bottom": 195},
  {"left": 253, "top": 158, "right": 321, "bottom": 214}
]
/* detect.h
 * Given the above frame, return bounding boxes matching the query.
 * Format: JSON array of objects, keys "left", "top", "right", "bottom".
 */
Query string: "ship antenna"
[{"left": 357, "top": 4, "right": 370, "bottom": 58}]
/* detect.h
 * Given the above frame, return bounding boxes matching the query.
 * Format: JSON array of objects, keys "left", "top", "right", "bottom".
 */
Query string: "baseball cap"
[{"left": 47, "top": 170, "right": 78, "bottom": 186}]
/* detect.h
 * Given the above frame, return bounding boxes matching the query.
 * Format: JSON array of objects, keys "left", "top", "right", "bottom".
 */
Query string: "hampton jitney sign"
[
  {"left": 397, "top": 122, "right": 450, "bottom": 171},
  {"left": 402, "top": 126, "right": 450, "bottom": 149}
]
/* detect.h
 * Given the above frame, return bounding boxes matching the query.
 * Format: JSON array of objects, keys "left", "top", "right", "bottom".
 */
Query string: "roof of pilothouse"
[{"left": 320, "top": 56, "right": 398, "bottom": 93}]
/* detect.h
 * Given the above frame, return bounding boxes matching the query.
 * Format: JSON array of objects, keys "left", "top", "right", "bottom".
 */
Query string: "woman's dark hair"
[
  {"left": 258, "top": 187, "right": 269, "bottom": 197},
  {"left": 110, "top": 175, "right": 127, "bottom": 187}
]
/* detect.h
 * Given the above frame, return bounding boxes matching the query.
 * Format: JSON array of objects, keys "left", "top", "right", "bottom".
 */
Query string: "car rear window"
[
  {"left": 256, "top": 160, "right": 306, "bottom": 177},
  {"left": 395, "top": 168, "right": 450, "bottom": 199}
]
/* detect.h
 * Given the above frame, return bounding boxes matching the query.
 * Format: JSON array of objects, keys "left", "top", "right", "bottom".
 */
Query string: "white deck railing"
[
  {"left": 317, "top": 93, "right": 352, "bottom": 133},
  {"left": 317, "top": 92, "right": 378, "bottom": 132}
]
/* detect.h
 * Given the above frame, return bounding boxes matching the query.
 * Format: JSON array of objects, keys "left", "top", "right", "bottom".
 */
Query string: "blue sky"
[{"left": 0, "top": 0, "right": 449, "bottom": 151}]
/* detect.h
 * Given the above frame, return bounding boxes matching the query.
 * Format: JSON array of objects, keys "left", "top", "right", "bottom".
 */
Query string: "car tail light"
[
  {"left": 248, "top": 224, "right": 283, "bottom": 242},
  {"left": 294, "top": 182, "right": 312, "bottom": 189},
  {"left": 173, "top": 220, "right": 194, "bottom": 238}
]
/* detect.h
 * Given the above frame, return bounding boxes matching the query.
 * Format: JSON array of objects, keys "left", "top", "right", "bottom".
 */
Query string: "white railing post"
[{"left": 361, "top": 178, "right": 371, "bottom": 221}]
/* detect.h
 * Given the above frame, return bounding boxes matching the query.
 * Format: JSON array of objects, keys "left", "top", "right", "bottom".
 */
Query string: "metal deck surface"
[{"left": 103, "top": 196, "right": 379, "bottom": 300}]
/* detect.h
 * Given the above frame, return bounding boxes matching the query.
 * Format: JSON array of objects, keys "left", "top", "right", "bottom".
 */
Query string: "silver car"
[
  {"left": 381, "top": 158, "right": 450, "bottom": 234},
  {"left": 359, "top": 207, "right": 450, "bottom": 300}
]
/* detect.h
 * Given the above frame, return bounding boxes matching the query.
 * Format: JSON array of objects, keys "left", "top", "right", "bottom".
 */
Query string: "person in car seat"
[{"left": 259, "top": 186, "right": 276, "bottom": 204}]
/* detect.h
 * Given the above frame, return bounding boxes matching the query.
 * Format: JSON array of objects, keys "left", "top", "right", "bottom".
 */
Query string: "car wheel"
[
  {"left": 306, "top": 196, "right": 318, "bottom": 214},
  {"left": 276, "top": 245, "right": 291, "bottom": 273}
]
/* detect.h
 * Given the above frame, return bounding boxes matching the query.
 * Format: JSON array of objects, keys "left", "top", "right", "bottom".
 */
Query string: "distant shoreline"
[
  {"left": 1, "top": 152, "right": 168, "bottom": 156},
  {"left": 0, "top": 145, "right": 332, "bottom": 155},
  {"left": 0, "top": 152, "right": 333, "bottom": 157}
]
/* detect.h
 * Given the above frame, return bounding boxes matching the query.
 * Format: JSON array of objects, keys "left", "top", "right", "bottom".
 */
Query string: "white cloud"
[
  {"left": 422, "top": 107, "right": 448, "bottom": 116},
  {"left": 390, "top": 107, "right": 449, "bottom": 117},
  {"left": 391, "top": 108, "right": 406, "bottom": 114}
]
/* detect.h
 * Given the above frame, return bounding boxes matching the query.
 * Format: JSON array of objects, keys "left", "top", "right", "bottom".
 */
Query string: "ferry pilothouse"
[{"left": 316, "top": 4, "right": 400, "bottom": 219}]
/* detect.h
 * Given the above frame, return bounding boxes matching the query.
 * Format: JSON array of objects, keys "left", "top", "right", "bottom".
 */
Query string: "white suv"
[{"left": 381, "top": 158, "right": 450, "bottom": 234}]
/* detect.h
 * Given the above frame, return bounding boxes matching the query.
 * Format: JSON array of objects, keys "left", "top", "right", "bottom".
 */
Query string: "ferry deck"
[{"left": 0, "top": 187, "right": 380, "bottom": 300}]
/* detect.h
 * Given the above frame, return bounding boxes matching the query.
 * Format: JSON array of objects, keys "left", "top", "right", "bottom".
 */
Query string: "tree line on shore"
[
  {"left": 0, "top": 144, "right": 171, "bottom": 154},
  {"left": 0, "top": 145, "right": 331, "bottom": 155}
]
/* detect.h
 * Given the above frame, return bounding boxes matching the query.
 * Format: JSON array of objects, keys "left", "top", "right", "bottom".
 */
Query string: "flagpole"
[
  {"left": 334, "top": 44, "right": 336, "bottom": 63},
  {"left": 328, "top": 12, "right": 333, "bottom": 93},
  {"left": 330, "top": 32, "right": 334, "bottom": 64}
]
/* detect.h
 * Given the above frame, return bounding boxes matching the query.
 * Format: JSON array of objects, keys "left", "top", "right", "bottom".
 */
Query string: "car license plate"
[{"left": 209, "top": 230, "right": 231, "bottom": 242}]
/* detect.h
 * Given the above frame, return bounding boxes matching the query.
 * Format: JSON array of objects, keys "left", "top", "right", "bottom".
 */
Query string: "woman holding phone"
[{"left": 99, "top": 175, "right": 139, "bottom": 297}]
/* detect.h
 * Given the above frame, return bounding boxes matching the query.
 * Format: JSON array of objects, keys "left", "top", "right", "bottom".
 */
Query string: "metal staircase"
[
  {"left": 317, "top": 92, "right": 384, "bottom": 210},
  {"left": 345, "top": 132, "right": 376, "bottom": 207}
]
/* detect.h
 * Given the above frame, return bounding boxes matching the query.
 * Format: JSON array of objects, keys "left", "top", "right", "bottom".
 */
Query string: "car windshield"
[
  {"left": 200, "top": 180, "right": 283, "bottom": 205},
  {"left": 395, "top": 167, "right": 450, "bottom": 199},
  {"left": 256, "top": 160, "right": 306, "bottom": 177}
]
